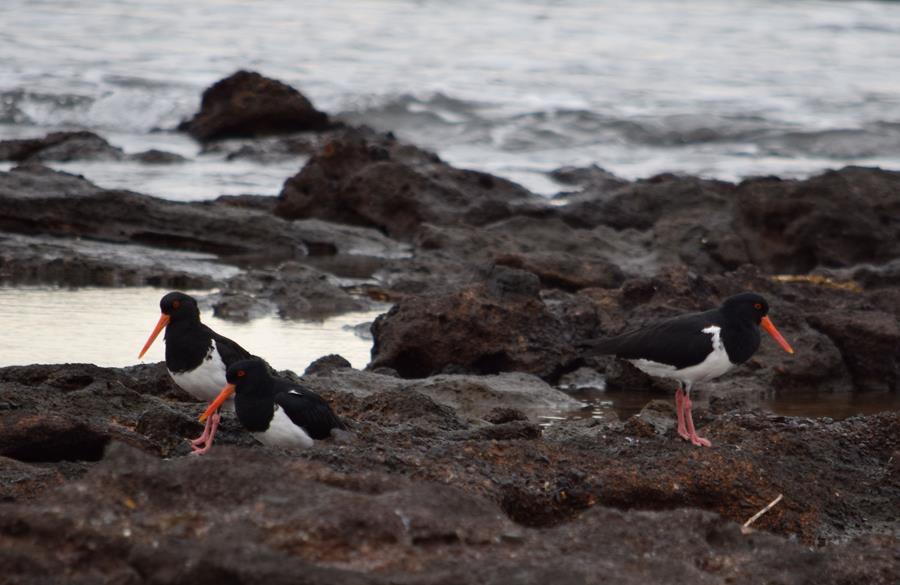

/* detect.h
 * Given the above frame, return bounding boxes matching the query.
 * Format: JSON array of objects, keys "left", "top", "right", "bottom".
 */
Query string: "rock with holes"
[
  {"left": 2, "top": 431, "right": 898, "bottom": 584},
  {"left": 177, "top": 70, "right": 331, "bottom": 141},
  {"left": 0, "top": 412, "right": 110, "bottom": 462},
  {"left": 0, "top": 363, "right": 253, "bottom": 468}
]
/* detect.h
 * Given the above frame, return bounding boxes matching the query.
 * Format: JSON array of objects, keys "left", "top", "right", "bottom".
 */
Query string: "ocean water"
[{"left": 2, "top": 0, "right": 900, "bottom": 197}]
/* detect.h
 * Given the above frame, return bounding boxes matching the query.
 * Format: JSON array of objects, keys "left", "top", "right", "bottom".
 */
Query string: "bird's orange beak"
[
  {"left": 200, "top": 384, "right": 235, "bottom": 422},
  {"left": 138, "top": 314, "right": 170, "bottom": 359},
  {"left": 761, "top": 316, "right": 794, "bottom": 354}
]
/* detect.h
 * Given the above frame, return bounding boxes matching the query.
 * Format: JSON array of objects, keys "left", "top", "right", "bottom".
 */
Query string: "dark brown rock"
[
  {"left": 808, "top": 310, "right": 900, "bottom": 392},
  {"left": 275, "top": 127, "right": 535, "bottom": 240},
  {"left": 368, "top": 281, "right": 589, "bottom": 380},
  {"left": 304, "top": 354, "right": 353, "bottom": 376},
  {"left": 735, "top": 166, "right": 900, "bottom": 272},
  {"left": 178, "top": 70, "right": 331, "bottom": 141}
]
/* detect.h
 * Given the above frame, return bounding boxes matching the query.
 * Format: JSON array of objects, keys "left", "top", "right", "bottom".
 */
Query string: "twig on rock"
[{"left": 741, "top": 493, "right": 783, "bottom": 534}]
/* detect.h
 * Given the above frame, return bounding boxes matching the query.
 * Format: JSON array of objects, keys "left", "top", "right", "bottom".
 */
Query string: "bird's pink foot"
[
  {"left": 189, "top": 410, "right": 221, "bottom": 455},
  {"left": 189, "top": 415, "right": 214, "bottom": 447},
  {"left": 682, "top": 393, "right": 712, "bottom": 448},
  {"left": 688, "top": 432, "right": 712, "bottom": 447}
]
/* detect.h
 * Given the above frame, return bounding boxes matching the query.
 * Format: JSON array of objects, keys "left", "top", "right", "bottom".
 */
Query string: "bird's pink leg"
[
  {"left": 190, "top": 414, "right": 214, "bottom": 448},
  {"left": 675, "top": 386, "right": 690, "bottom": 441},
  {"left": 682, "top": 393, "right": 712, "bottom": 448},
  {"left": 190, "top": 411, "right": 221, "bottom": 455}
]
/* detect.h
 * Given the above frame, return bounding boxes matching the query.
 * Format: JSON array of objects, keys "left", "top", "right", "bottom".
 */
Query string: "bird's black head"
[
  {"left": 720, "top": 292, "right": 769, "bottom": 324},
  {"left": 225, "top": 358, "right": 272, "bottom": 394},
  {"left": 159, "top": 291, "right": 200, "bottom": 323}
]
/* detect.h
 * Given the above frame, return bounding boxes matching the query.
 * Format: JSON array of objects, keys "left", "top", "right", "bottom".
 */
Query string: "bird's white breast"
[
  {"left": 253, "top": 406, "right": 315, "bottom": 449},
  {"left": 168, "top": 341, "right": 232, "bottom": 406},
  {"left": 629, "top": 325, "right": 734, "bottom": 385}
]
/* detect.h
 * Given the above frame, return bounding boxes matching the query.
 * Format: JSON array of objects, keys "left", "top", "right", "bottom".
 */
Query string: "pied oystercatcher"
[
  {"left": 200, "top": 358, "right": 345, "bottom": 449},
  {"left": 583, "top": 292, "right": 794, "bottom": 447},
  {"left": 138, "top": 291, "right": 254, "bottom": 454}
]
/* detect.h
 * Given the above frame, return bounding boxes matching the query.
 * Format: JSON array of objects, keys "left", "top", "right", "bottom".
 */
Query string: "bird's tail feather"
[{"left": 578, "top": 337, "right": 621, "bottom": 355}]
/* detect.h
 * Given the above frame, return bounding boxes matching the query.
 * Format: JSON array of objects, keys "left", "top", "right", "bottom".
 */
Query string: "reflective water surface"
[{"left": 0, "top": 286, "right": 383, "bottom": 371}]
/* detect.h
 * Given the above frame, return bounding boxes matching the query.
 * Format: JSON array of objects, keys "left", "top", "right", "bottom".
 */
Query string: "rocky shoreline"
[{"left": 1, "top": 71, "right": 898, "bottom": 583}]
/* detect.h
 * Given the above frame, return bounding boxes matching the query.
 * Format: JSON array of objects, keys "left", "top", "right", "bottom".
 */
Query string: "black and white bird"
[
  {"left": 138, "top": 291, "right": 254, "bottom": 454},
  {"left": 200, "top": 358, "right": 345, "bottom": 449},
  {"left": 583, "top": 292, "right": 794, "bottom": 447}
]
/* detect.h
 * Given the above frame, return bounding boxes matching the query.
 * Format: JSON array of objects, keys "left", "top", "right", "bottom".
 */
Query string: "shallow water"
[
  {"left": 0, "top": 287, "right": 384, "bottom": 371},
  {"left": 3, "top": 0, "right": 900, "bottom": 196},
  {"left": 2, "top": 287, "right": 896, "bottom": 421},
  {"left": 557, "top": 385, "right": 900, "bottom": 423}
]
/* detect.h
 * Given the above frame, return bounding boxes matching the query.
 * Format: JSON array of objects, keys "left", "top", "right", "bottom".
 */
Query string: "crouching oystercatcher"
[
  {"left": 138, "top": 291, "right": 254, "bottom": 454},
  {"left": 582, "top": 292, "right": 794, "bottom": 447},
  {"left": 200, "top": 358, "right": 345, "bottom": 449}
]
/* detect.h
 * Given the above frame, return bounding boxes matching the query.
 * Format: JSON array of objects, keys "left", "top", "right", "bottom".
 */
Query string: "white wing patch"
[
  {"left": 253, "top": 406, "right": 314, "bottom": 449},
  {"left": 628, "top": 325, "right": 734, "bottom": 385},
  {"left": 169, "top": 341, "right": 232, "bottom": 406}
]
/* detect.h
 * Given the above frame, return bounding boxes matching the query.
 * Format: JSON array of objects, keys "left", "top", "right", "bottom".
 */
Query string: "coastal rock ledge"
[{"left": 0, "top": 362, "right": 897, "bottom": 585}]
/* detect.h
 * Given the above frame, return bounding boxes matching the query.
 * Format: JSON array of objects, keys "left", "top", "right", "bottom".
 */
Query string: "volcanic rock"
[
  {"left": 368, "top": 277, "right": 594, "bottom": 380},
  {"left": 735, "top": 166, "right": 900, "bottom": 273},
  {"left": 0, "top": 362, "right": 897, "bottom": 584},
  {"left": 178, "top": 70, "right": 331, "bottom": 141},
  {"left": 275, "top": 127, "right": 536, "bottom": 240}
]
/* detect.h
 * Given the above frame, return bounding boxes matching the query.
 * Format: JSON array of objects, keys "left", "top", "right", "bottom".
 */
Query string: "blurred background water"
[{"left": 2, "top": 0, "right": 900, "bottom": 197}]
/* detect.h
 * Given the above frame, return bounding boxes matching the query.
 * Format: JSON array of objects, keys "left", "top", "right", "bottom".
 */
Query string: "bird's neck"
[
  {"left": 235, "top": 389, "right": 276, "bottom": 432},
  {"left": 163, "top": 319, "right": 212, "bottom": 372},
  {"left": 721, "top": 318, "right": 761, "bottom": 364}
]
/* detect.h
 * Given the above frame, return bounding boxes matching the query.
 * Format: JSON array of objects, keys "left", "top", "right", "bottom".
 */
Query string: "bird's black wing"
[
  {"left": 203, "top": 325, "right": 254, "bottom": 366},
  {"left": 274, "top": 384, "right": 345, "bottom": 440},
  {"left": 583, "top": 309, "right": 722, "bottom": 369}
]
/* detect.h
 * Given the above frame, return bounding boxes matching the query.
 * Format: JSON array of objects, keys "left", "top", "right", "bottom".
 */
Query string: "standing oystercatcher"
[
  {"left": 138, "top": 291, "right": 254, "bottom": 454},
  {"left": 583, "top": 292, "right": 794, "bottom": 447},
  {"left": 200, "top": 358, "right": 345, "bottom": 449}
]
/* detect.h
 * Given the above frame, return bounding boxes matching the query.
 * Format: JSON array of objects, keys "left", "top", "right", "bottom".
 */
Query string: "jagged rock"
[{"left": 275, "top": 127, "right": 535, "bottom": 240}]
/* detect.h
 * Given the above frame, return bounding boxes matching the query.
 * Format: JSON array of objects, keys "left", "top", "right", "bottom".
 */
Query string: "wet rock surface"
[
  {"left": 0, "top": 363, "right": 897, "bottom": 584},
  {"left": 178, "top": 70, "right": 332, "bottom": 141},
  {"left": 0, "top": 130, "right": 186, "bottom": 163},
  {"left": 0, "top": 130, "right": 125, "bottom": 162}
]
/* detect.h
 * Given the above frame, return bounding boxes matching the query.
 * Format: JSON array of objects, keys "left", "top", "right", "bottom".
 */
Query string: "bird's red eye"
[
  {"left": 237, "top": 370, "right": 245, "bottom": 377},
  {"left": 172, "top": 300, "right": 181, "bottom": 309},
  {"left": 754, "top": 303, "right": 763, "bottom": 310}
]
